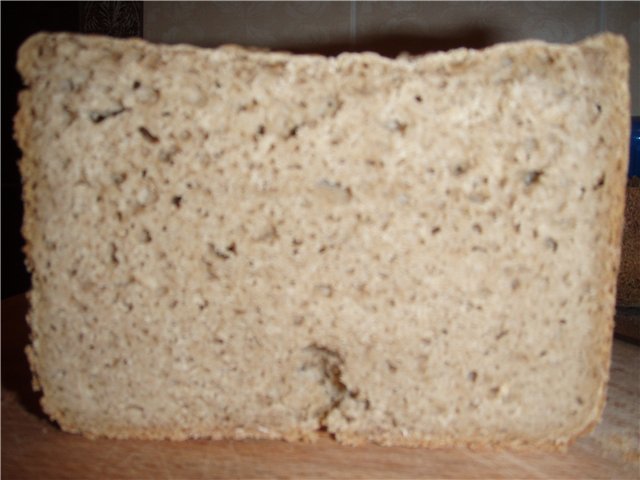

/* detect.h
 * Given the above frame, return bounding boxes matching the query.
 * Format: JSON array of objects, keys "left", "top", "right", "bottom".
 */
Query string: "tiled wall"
[{"left": 144, "top": 1, "right": 638, "bottom": 114}]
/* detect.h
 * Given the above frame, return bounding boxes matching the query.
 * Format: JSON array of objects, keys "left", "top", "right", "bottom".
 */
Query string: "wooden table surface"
[{"left": 2, "top": 294, "right": 639, "bottom": 479}]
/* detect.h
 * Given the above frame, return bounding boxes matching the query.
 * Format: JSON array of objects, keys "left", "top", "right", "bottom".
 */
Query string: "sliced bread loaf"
[
  {"left": 15, "top": 32, "right": 630, "bottom": 449},
  {"left": 618, "top": 182, "right": 640, "bottom": 306}
]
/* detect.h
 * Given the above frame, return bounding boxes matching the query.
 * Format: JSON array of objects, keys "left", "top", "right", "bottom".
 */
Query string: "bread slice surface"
[{"left": 15, "top": 32, "right": 630, "bottom": 449}]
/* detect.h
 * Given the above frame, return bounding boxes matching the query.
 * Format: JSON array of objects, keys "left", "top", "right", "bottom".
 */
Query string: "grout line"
[{"left": 350, "top": 1, "right": 357, "bottom": 47}]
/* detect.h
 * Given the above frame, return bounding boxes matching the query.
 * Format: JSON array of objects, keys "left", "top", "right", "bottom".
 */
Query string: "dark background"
[
  {"left": 2, "top": 3, "right": 80, "bottom": 298},
  {"left": 2, "top": 1, "right": 143, "bottom": 298}
]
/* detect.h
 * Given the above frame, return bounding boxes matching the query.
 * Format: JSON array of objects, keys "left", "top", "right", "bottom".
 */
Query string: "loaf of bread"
[
  {"left": 15, "top": 32, "right": 629, "bottom": 450},
  {"left": 617, "top": 180, "right": 640, "bottom": 306}
]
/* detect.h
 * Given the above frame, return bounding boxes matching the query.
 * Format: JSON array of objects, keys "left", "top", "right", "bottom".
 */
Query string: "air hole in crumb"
[
  {"left": 523, "top": 170, "right": 543, "bottom": 186},
  {"left": 257, "top": 125, "right": 265, "bottom": 135},
  {"left": 365, "top": 158, "right": 384, "bottom": 168},
  {"left": 431, "top": 226, "right": 441, "bottom": 235},
  {"left": 495, "top": 330, "right": 509, "bottom": 340},
  {"left": 387, "top": 361, "right": 398, "bottom": 373},
  {"left": 545, "top": 237, "right": 558, "bottom": 252},
  {"left": 415, "top": 95, "right": 422, "bottom": 103},
  {"left": 209, "top": 243, "right": 230, "bottom": 260},
  {"left": 172, "top": 196, "right": 182, "bottom": 208},
  {"left": 387, "top": 119, "right": 407, "bottom": 134},
  {"left": 472, "top": 223, "right": 483, "bottom": 234},
  {"left": 139, "top": 126, "right": 159, "bottom": 143},
  {"left": 318, "top": 245, "right": 327, "bottom": 254},
  {"left": 142, "top": 229, "right": 152, "bottom": 243},
  {"left": 468, "top": 371, "right": 478, "bottom": 382},
  {"left": 593, "top": 174, "right": 605, "bottom": 190},
  {"left": 89, "top": 108, "right": 126, "bottom": 123},
  {"left": 452, "top": 164, "right": 467, "bottom": 176},
  {"left": 112, "top": 172, "right": 127, "bottom": 185},
  {"left": 441, "top": 328, "right": 448, "bottom": 335},
  {"left": 110, "top": 243, "right": 119, "bottom": 265},
  {"left": 511, "top": 278, "right": 521, "bottom": 291},
  {"left": 576, "top": 396, "right": 584, "bottom": 405},
  {"left": 226, "top": 242, "right": 237, "bottom": 255},
  {"left": 539, "top": 350, "right": 547, "bottom": 357},
  {"left": 133, "top": 80, "right": 141, "bottom": 89},
  {"left": 559, "top": 318, "right": 567, "bottom": 325},
  {"left": 596, "top": 103, "right": 602, "bottom": 113}
]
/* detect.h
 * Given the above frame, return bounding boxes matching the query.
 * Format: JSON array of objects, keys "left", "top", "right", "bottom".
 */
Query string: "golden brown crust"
[
  {"left": 43, "top": 418, "right": 572, "bottom": 453},
  {"left": 573, "top": 33, "right": 630, "bottom": 446}
]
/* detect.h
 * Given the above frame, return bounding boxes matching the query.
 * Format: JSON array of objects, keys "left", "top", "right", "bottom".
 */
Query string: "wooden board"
[{"left": 2, "top": 294, "right": 638, "bottom": 479}]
